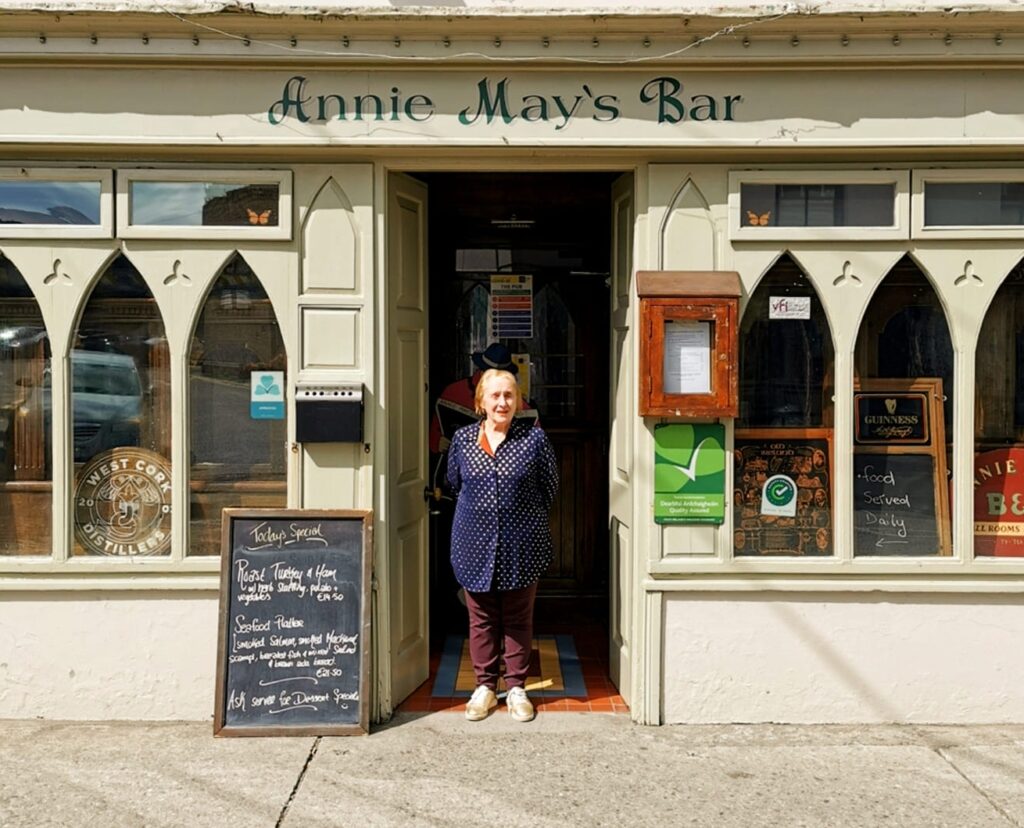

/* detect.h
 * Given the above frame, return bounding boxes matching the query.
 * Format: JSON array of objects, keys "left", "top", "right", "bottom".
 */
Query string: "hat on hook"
[{"left": 472, "top": 342, "right": 518, "bottom": 375}]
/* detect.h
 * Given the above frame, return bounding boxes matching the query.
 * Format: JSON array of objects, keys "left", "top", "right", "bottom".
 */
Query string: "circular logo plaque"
[{"left": 74, "top": 447, "right": 172, "bottom": 556}]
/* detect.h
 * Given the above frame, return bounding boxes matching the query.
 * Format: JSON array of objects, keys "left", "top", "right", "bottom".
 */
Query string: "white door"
[
  {"left": 608, "top": 173, "right": 635, "bottom": 706},
  {"left": 386, "top": 173, "right": 430, "bottom": 707}
]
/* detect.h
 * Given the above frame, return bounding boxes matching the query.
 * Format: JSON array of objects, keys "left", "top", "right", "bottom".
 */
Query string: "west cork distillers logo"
[{"left": 74, "top": 448, "right": 172, "bottom": 556}]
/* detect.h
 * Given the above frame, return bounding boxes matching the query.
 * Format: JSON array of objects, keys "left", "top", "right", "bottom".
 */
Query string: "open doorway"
[{"left": 410, "top": 171, "right": 621, "bottom": 711}]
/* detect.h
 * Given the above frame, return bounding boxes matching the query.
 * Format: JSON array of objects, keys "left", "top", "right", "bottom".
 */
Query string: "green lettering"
[
  {"left": 459, "top": 77, "right": 515, "bottom": 125},
  {"left": 520, "top": 94, "right": 548, "bottom": 122},
  {"left": 268, "top": 75, "right": 311, "bottom": 125},
  {"left": 404, "top": 94, "right": 434, "bottom": 122},
  {"left": 639, "top": 77, "right": 686, "bottom": 124},
  {"left": 688, "top": 94, "right": 718, "bottom": 122},
  {"left": 316, "top": 94, "right": 346, "bottom": 121}
]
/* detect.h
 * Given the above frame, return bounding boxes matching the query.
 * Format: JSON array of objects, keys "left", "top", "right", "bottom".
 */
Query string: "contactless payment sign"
[
  {"left": 251, "top": 371, "right": 285, "bottom": 419},
  {"left": 974, "top": 448, "right": 1024, "bottom": 557},
  {"left": 654, "top": 423, "right": 725, "bottom": 524}
]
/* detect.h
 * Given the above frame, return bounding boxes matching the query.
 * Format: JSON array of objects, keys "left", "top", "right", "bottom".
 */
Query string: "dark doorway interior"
[{"left": 424, "top": 172, "right": 615, "bottom": 642}]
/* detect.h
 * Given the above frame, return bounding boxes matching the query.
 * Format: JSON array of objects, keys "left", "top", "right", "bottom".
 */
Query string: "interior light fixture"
[{"left": 490, "top": 215, "right": 535, "bottom": 229}]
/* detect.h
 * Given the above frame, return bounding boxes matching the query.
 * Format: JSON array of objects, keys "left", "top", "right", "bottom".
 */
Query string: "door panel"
[
  {"left": 387, "top": 173, "right": 429, "bottom": 706},
  {"left": 608, "top": 172, "right": 635, "bottom": 704}
]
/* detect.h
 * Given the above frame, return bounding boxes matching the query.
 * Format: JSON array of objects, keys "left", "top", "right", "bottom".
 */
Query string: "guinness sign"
[{"left": 855, "top": 393, "right": 929, "bottom": 445}]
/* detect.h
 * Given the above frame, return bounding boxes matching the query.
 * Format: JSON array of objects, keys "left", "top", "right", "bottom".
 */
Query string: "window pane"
[
  {"left": 735, "top": 256, "right": 834, "bottom": 557},
  {"left": 741, "top": 183, "right": 894, "bottom": 228},
  {"left": 72, "top": 255, "right": 171, "bottom": 557},
  {"left": 130, "top": 182, "right": 280, "bottom": 227},
  {"left": 0, "top": 256, "right": 51, "bottom": 555},
  {"left": 924, "top": 182, "right": 1024, "bottom": 226},
  {"left": 0, "top": 180, "right": 101, "bottom": 225},
  {"left": 974, "top": 263, "right": 1024, "bottom": 556},
  {"left": 853, "top": 257, "right": 953, "bottom": 557},
  {"left": 189, "top": 256, "right": 286, "bottom": 556}
]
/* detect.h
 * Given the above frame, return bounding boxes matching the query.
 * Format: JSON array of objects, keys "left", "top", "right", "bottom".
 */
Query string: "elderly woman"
[{"left": 446, "top": 368, "right": 558, "bottom": 722}]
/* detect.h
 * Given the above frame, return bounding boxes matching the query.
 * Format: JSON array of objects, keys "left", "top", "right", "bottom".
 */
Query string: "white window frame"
[
  {"left": 728, "top": 170, "right": 910, "bottom": 241},
  {"left": 0, "top": 168, "right": 113, "bottom": 239},
  {"left": 116, "top": 169, "right": 293, "bottom": 241},
  {"left": 912, "top": 168, "right": 1024, "bottom": 239}
]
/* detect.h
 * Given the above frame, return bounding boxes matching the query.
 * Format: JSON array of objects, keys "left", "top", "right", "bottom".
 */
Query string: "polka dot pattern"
[{"left": 447, "top": 418, "right": 559, "bottom": 592}]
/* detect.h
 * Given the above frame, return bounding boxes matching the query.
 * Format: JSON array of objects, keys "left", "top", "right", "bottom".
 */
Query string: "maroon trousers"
[{"left": 464, "top": 582, "right": 538, "bottom": 691}]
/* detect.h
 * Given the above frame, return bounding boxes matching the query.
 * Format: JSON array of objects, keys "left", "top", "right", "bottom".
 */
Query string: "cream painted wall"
[
  {"left": 0, "top": 593, "right": 217, "bottom": 720},
  {"left": 662, "top": 593, "right": 1024, "bottom": 724}
]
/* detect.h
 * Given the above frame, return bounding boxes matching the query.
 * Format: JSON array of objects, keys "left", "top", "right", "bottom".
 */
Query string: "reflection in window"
[
  {"left": 974, "top": 263, "right": 1024, "bottom": 557},
  {"left": 925, "top": 182, "right": 1024, "bottom": 227},
  {"left": 854, "top": 256, "right": 953, "bottom": 557},
  {"left": 72, "top": 254, "right": 171, "bottom": 556},
  {"left": 739, "top": 256, "right": 834, "bottom": 430},
  {"left": 735, "top": 256, "right": 834, "bottom": 557},
  {"left": 189, "top": 255, "right": 286, "bottom": 556},
  {"left": 0, "top": 256, "right": 51, "bottom": 555},
  {"left": 0, "top": 180, "right": 101, "bottom": 225},
  {"left": 130, "top": 182, "right": 280, "bottom": 227},
  {"left": 740, "top": 183, "right": 894, "bottom": 228}
]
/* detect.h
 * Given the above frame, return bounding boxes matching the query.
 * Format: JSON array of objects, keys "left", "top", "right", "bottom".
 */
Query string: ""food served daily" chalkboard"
[
  {"left": 853, "top": 454, "right": 940, "bottom": 556},
  {"left": 214, "top": 509, "right": 372, "bottom": 737}
]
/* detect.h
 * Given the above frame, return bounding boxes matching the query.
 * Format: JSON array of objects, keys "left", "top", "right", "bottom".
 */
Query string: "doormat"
[{"left": 430, "top": 634, "right": 587, "bottom": 698}]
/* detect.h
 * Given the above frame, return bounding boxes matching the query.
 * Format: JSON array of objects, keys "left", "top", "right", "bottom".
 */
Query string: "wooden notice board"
[{"left": 214, "top": 509, "right": 372, "bottom": 737}]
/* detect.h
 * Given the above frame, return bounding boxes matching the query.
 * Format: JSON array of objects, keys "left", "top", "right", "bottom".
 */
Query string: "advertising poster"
[
  {"left": 488, "top": 275, "right": 533, "bottom": 339},
  {"left": 734, "top": 429, "right": 832, "bottom": 556},
  {"left": 654, "top": 423, "right": 725, "bottom": 524},
  {"left": 974, "top": 447, "right": 1024, "bottom": 557}
]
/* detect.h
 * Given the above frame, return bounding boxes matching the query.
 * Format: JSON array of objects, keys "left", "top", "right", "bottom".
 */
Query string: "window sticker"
[{"left": 251, "top": 371, "right": 285, "bottom": 420}]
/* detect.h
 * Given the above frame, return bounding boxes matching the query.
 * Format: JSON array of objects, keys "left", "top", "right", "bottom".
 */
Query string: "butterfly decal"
[
  {"left": 746, "top": 210, "right": 771, "bottom": 226},
  {"left": 246, "top": 208, "right": 273, "bottom": 225}
]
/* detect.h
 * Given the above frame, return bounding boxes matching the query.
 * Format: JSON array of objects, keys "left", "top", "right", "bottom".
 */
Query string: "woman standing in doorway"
[{"left": 446, "top": 368, "right": 559, "bottom": 722}]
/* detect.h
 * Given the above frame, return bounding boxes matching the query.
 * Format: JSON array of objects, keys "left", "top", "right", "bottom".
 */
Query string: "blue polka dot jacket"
[{"left": 447, "top": 418, "right": 559, "bottom": 592}]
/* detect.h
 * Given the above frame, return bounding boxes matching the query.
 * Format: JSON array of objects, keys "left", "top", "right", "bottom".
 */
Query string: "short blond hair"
[{"left": 474, "top": 368, "right": 522, "bottom": 415}]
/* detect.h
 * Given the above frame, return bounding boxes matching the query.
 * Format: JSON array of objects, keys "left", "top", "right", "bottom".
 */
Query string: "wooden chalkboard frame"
[
  {"left": 853, "top": 378, "right": 951, "bottom": 556},
  {"left": 214, "top": 508, "right": 373, "bottom": 738}
]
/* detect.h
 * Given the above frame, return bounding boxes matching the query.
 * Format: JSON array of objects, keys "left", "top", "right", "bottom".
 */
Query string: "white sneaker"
[
  {"left": 465, "top": 685, "right": 497, "bottom": 721},
  {"left": 506, "top": 686, "right": 535, "bottom": 722}
]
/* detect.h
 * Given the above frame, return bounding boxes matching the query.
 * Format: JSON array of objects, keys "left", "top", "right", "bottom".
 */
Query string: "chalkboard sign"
[
  {"left": 854, "top": 454, "right": 941, "bottom": 556},
  {"left": 214, "top": 509, "right": 372, "bottom": 737}
]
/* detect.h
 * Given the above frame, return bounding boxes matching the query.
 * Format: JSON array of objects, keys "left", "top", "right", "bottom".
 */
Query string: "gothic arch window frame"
[{"left": 186, "top": 251, "right": 288, "bottom": 557}]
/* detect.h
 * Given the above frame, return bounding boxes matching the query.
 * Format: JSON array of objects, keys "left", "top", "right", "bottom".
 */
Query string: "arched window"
[
  {"left": 734, "top": 255, "right": 835, "bottom": 557},
  {"left": 72, "top": 254, "right": 171, "bottom": 557},
  {"left": 0, "top": 255, "right": 51, "bottom": 555},
  {"left": 974, "top": 262, "right": 1024, "bottom": 557},
  {"left": 189, "top": 254, "right": 286, "bottom": 556},
  {"left": 853, "top": 255, "right": 953, "bottom": 557}
]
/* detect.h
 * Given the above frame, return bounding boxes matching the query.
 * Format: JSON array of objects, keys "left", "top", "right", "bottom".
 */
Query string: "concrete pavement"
[{"left": 2, "top": 714, "right": 1023, "bottom": 827}]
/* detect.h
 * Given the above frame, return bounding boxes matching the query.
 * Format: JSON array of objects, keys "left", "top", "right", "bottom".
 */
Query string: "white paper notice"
[
  {"left": 769, "top": 296, "right": 811, "bottom": 320},
  {"left": 663, "top": 320, "right": 711, "bottom": 394}
]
